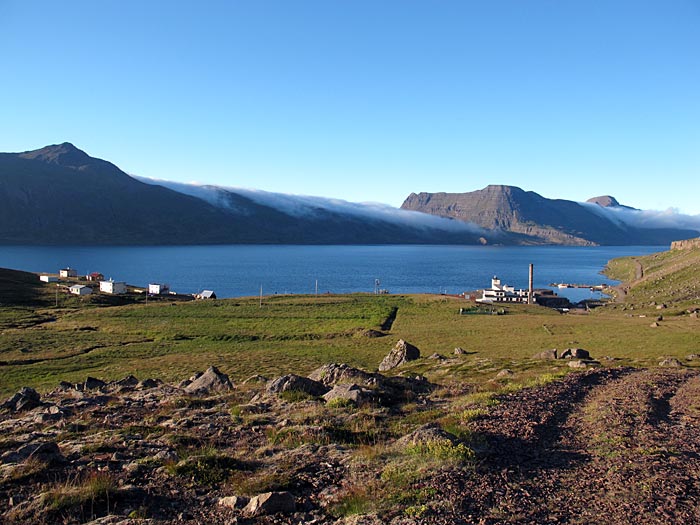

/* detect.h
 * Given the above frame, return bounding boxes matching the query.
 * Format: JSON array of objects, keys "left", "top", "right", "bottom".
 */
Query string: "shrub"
[
  {"left": 41, "top": 471, "right": 118, "bottom": 512},
  {"left": 167, "top": 448, "right": 240, "bottom": 485}
]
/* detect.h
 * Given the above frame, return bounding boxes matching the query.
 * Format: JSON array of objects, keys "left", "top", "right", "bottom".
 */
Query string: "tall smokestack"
[{"left": 528, "top": 263, "right": 534, "bottom": 305}]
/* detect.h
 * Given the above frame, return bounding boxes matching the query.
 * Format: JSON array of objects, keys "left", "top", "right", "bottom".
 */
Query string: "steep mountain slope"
[
  {"left": 401, "top": 185, "right": 698, "bottom": 246},
  {"left": 0, "top": 144, "right": 486, "bottom": 245}
]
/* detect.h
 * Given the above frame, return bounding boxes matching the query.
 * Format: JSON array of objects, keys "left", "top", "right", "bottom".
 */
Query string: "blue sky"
[{"left": 1, "top": 1, "right": 699, "bottom": 213}]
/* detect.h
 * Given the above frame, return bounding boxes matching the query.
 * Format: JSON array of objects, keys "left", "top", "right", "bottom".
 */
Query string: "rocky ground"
[{"left": 2, "top": 358, "right": 700, "bottom": 524}]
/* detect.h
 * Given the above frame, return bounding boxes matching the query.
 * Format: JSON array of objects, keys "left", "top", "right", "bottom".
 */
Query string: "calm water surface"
[{"left": 0, "top": 245, "right": 664, "bottom": 301}]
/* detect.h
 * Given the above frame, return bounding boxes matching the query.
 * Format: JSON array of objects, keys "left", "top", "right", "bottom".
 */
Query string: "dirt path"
[
  {"left": 427, "top": 367, "right": 700, "bottom": 524},
  {"left": 612, "top": 258, "right": 644, "bottom": 303}
]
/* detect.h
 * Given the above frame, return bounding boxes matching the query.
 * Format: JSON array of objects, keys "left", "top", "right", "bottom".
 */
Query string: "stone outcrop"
[
  {"left": 322, "top": 384, "right": 372, "bottom": 405},
  {"left": 378, "top": 339, "right": 421, "bottom": 371},
  {"left": 659, "top": 357, "right": 683, "bottom": 367},
  {"left": 535, "top": 348, "right": 594, "bottom": 361},
  {"left": 671, "top": 237, "right": 700, "bottom": 251},
  {"left": 243, "top": 491, "right": 296, "bottom": 516},
  {"left": 2, "top": 387, "right": 43, "bottom": 412},
  {"left": 560, "top": 348, "right": 591, "bottom": 360},
  {"left": 183, "top": 366, "right": 234, "bottom": 394},
  {"left": 266, "top": 374, "right": 329, "bottom": 397},
  {"left": 308, "top": 363, "right": 378, "bottom": 388},
  {"left": 533, "top": 349, "right": 558, "bottom": 360}
]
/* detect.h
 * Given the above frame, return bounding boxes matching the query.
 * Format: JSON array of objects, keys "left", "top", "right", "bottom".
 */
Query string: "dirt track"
[{"left": 427, "top": 367, "right": 700, "bottom": 524}]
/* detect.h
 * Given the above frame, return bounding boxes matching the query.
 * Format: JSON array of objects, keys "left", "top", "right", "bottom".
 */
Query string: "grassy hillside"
[{"left": 605, "top": 241, "right": 700, "bottom": 307}]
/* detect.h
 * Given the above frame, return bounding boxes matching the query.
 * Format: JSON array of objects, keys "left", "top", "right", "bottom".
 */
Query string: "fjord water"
[{"left": 0, "top": 245, "right": 663, "bottom": 301}]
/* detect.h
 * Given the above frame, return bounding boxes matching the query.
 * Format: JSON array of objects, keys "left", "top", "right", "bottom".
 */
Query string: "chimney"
[{"left": 528, "top": 263, "right": 534, "bottom": 304}]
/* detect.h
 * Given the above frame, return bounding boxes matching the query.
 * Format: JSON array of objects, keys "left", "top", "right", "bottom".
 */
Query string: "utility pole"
[
  {"left": 315, "top": 279, "right": 318, "bottom": 297},
  {"left": 259, "top": 285, "right": 263, "bottom": 308}
]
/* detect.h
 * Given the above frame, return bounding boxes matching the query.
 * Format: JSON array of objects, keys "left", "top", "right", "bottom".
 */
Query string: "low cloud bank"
[
  {"left": 581, "top": 202, "right": 700, "bottom": 233},
  {"left": 136, "top": 177, "right": 488, "bottom": 234}
]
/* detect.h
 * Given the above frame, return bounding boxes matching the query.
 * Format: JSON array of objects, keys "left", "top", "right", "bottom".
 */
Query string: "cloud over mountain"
[
  {"left": 135, "top": 177, "right": 489, "bottom": 235},
  {"left": 582, "top": 202, "right": 700, "bottom": 232}
]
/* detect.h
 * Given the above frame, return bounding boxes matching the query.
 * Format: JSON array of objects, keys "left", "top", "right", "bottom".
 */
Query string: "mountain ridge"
[
  {"left": 0, "top": 144, "right": 486, "bottom": 246},
  {"left": 401, "top": 186, "right": 698, "bottom": 246},
  {"left": 1, "top": 143, "right": 697, "bottom": 246}
]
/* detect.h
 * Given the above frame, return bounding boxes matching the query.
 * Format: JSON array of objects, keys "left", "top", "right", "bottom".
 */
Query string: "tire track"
[{"left": 427, "top": 367, "right": 700, "bottom": 524}]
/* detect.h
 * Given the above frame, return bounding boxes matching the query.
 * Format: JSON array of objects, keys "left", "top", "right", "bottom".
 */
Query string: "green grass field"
[{"left": 1, "top": 262, "right": 699, "bottom": 398}]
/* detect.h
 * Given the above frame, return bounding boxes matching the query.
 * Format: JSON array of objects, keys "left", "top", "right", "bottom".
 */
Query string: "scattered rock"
[
  {"left": 2, "top": 387, "right": 43, "bottom": 412},
  {"left": 137, "top": 378, "right": 159, "bottom": 389},
  {"left": 378, "top": 339, "right": 420, "bottom": 371},
  {"left": 323, "top": 384, "right": 372, "bottom": 405},
  {"left": 153, "top": 449, "right": 178, "bottom": 463},
  {"left": 690, "top": 312, "right": 698, "bottom": 319},
  {"left": 309, "top": 363, "right": 378, "bottom": 388},
  {"left": 454, "top": 347, "right": 467, "bottom": 355},
  {"left": 116, "top": 375, "right": 139, "bottom": 388},
  {"left": 657, "top": 304, "right": 667, "bottom": 310},
  {"left": 533, "top": 349, "right": 558, "bottom": 360},
  {"left": 428, "top": 352, "right": 446, "bottom": 360},
  {"left": 560, "top": 348, "right": 591, "bottom": 360},
  {"left": 266, "top": 374, "right": 329, "bottom": 397},
  {"left": 183, "top": 366, "right": 234, "bottom": 394},
  {"left": 219, "top": 495, "right": 250, "bottom": 509},
  {"left": 243, "top": 491, "right": 296, "bottom": 516},
  {"left": 650, "top": 322, "right": 659, "bottom": 327},
  {"left": 568, "top": 360, "right": 589, "bottom": 369},
  {"left": 659, "top": 357, "right": 683, "bottom": 367},
  {"left": 496, "top": 369, "right": 514, "bottom": 378},
  {"left": 2, "top": 441, "right": 63, "bottom": 465},
  {"left": 84, "top": 377, "right": 106, "bottom": 390}
]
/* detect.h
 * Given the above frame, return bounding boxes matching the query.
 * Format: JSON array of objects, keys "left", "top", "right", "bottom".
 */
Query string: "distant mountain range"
[
  {"left": 0, "top": 143, "right": 486, "bottom": 245},
  {"left": 0, "top": 143, "right": 697, "bottom": 246},
  {"left": 401, "top": 186, "right": 698, "bottom": 246}
]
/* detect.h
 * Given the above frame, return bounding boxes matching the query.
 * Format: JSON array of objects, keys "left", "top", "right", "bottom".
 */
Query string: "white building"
[
  {"left": 477, "top": 276, "right": 529, "bottom": 304},
  {"left": 59, "top": 268, "right": 78, "bottom": 278},
  {"left": 39, "top": 275, "right": 58, "bottom": 283},
  {"left": 148, "top": 283, "right": 170, "bottom": 295},
  {"left": 69, "top": 284, "right": 92, "bottom": 296},
  {"left": 196, "top": 290, "right": 217, "bottom": 300},
  {"left": 100, "top": 280, "right": 127, "bottom": 295}
]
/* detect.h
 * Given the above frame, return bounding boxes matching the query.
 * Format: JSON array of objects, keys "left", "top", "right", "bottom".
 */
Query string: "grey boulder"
[{"left": 378, "top": 339, "right": 420, "bottom": 371}]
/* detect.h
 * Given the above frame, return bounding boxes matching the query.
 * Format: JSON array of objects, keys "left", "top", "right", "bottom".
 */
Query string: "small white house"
[
  {"left": 196, "top": 290, "right": 217, "bottom": 300},
  {"left": 100, "top": 280, "right": 127, "bottom": 295},
  {"left": 148, "top": 283, "right": 170, "bottom": 295},
  {"left": 59, "top": 268, "right": 78, "bottom": 278},
  {"left": 69, "top": 284, "right": 92, "bottom": 296},
  {"left": 39, "top": 275, "right": 58, "bottom": 283}
]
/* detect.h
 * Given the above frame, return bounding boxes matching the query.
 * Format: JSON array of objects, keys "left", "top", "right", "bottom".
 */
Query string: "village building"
[
  {"left": 477, "top": 276, "right": 530, "bottom": 303},
  {"left": 100, "top": 279, "right": 127, "bottom": 295},
  {"left": 59, "top": 268, "right": 78, "bottom": 278},
  {"left": 196, "top": 290, "right": 216, "bottom": 300},
  {"left": 86, "top": 272, "right": 105, "bottom": 282},
  {"left": 69, "top": 284, "right": 92, "bottom": 296},
  {"left": 148, "top": 283, "right": 170, "bottom": 295},
  {"left": 477, "top": 275, "right": 570, "bottom": 308},
  {"left": 39, "top": 275, "right": 58, "bottom": 283}
]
